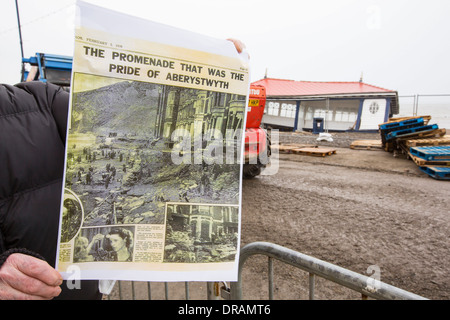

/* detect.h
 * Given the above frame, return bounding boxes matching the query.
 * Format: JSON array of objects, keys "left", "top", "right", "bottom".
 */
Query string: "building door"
[{"left": 359, "top": 99, "right": 387, "bottom": 130}]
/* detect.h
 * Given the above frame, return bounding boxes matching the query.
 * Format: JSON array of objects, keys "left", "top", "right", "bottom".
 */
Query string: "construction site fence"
[
  {"left": 105, "top": 241, "right": 427, "bottom": 300},
  {"left": 398, "top": 94, "right": 450, "bottom": 118}
]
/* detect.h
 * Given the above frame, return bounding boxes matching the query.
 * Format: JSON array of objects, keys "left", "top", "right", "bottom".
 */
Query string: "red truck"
[{"left": 243, "top": 85, "right": 271, "bottom": 178}]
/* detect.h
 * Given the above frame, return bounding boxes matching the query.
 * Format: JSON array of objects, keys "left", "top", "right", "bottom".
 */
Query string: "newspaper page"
[{"left": 56, "top": 1, "right": 249, "bottom": 281}]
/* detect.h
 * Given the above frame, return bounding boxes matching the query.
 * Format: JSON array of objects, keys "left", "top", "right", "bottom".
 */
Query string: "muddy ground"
[
  {"left": 239, "top": 132, "right": 449, "bottom": 300},
  {"left": 108, "top": 132, "right": 449, "bottom": 300}
]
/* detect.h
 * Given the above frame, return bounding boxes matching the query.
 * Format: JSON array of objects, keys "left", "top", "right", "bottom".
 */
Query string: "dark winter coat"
[{"left": 0, "top": 81, "right": 100, "bottom": 299}]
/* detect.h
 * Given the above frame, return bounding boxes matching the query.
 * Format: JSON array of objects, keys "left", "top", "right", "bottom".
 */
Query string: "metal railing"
[
  {"left": 398, "top": 94, "right": 450, "bottom": 117},
  {"left": 108, "top": 281, "right": 194, "bottom": 300},
  {"left": 229, "top": 242, "right": 427, "bottom": 300},
  {"left": 106, "top": 241, "right": 427, "bottom": 300}
]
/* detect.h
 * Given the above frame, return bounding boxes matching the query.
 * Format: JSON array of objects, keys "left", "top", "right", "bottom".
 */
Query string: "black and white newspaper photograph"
[{"left": 56, "top": 1, "right": 249, "bottom": 281}]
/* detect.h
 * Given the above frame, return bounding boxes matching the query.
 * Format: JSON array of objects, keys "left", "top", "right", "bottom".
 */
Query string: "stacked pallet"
[{"left": 378, "top": 116, "right": 450, "bottom": 180}]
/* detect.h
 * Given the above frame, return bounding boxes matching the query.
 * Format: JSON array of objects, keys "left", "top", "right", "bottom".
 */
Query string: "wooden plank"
[
  {"left": 291, "top": 147, "right": 337, "bottom": 157},
  {"left": 396, "top": 128, "right": 446, "bottom": 141},
  {"left": 276, "top": 143, "right": 336, "bottom": 157},
  {"left": 381, "top": 115, "right": 431, "bottom": 125},
  {"left": 411, "top": 155, "right": 450, "bottom": 167},
  {"left": 350, "top": 140, "right": 382, "bottom": 150},
  {"left": 383, "top": 141, "right": 396, "bottom": 152},
  {"left": 274, "top": 144, "right": 318, "bottom": 153},
  {"left": 404, "top": 134, "right": 450, "bottom": 147}
]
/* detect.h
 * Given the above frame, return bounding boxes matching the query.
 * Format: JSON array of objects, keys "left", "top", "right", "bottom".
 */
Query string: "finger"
[
  {"left": 1, "top": 260, "right": 62, "bottom": 299},
  {"left": 0, "top": 281, "right": 56, "bottom": 300},
  {"left": 8, "top": 253, "right": 63, "bottom": 286},
  {"left": 227, "top": 38, "right": 246, "bottom": 53}
]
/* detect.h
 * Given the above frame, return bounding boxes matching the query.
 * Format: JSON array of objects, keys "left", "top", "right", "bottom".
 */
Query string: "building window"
[
  {"left": 314, "top": 109, "right": 323, "bottom": 118},
  {"left": 305, "top": 107, "right": 314, "bottom": 120},
  {"left": 313, "top": 109, "right": 332, "bottom": 121},
  {"left": 267, "top": 101, "right": 280, "bottom": 116},
  {"left": 334, "top": 110, "right": 357, "bottom": 122},
  {"left": 280, "top": 103, "right": 296, "bottom": 118}
]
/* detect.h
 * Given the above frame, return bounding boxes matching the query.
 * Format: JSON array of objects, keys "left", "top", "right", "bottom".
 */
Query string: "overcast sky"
[{"left": 1, "top": 0, "right": 449, "bottom": 97}]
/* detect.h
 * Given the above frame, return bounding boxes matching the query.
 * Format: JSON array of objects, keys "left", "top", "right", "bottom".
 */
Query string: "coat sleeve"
[
  {"left": 15, "top": 81, "right": 70, "bottom": 144},
  {"left": 48, "top": 86, "right": 70, "bottom": 145}
]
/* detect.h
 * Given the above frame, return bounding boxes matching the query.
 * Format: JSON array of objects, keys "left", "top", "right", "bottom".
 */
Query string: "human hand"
[
  {"left": 93, "top": 233, "right": 105, "bottom": 241},
  {"left": 0, "top": 253, "right": 63, "bottom": 300},
  {"left": 227, "top": 38, "right": 246, "bottom": 54}
]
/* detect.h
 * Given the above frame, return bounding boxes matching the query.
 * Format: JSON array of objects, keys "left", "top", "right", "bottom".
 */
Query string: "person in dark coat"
[
  {"left": 0, "top": 81, "right": 101, "bottom": 300},
  {"left": 0, "top": 38, "right": 246, "bottom": 300}
]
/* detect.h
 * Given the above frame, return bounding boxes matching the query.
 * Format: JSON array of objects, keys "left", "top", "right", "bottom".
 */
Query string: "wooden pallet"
[
  {"left": 350, "top": 140, "right": 382, "bottom": 150},
  {"left": 399, "top": 144, "right": 450, "bottom": 166},
  {"left": 419, "top": 166, "right": 450, "bottom": 180},
  {"left": 410, "top": 146, "right": 450, "bottom": 161},
  {"left": 396, "top": 128, "right": 446, "bottom": 141},
  {"left": 290, "top": 147, "right": 337, "bottom": 157},
  {"left": 275, "top": 144, "right": 318, "bottom": 153},
  {"left": 381, "top": 115, "right": 431, "bottom": 125},
  {"left": 383, "top": 141, "right": 397, "bottom": 152},
  {"left": 403, "top": 134, "right": 450, "bottom": 147},
  {"left": 378, "top": 116, "right": 450, "bottom": 180},
  {"left": 379, "top": 117, "right": 424, "bottom": 131},
  {"left": 386, "top": 124, "right": 440, "bottom": 141},
  {"left": 411, "top": 155, "right": 450, "bottom": 167}
]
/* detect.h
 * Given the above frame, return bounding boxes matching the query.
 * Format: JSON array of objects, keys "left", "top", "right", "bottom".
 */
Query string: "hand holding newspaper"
[{"left": 56, "top": 1, "right": 249, "bottom": 282}]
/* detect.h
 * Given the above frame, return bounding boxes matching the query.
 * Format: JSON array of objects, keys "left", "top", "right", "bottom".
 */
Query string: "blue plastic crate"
[
  {"left": 379, "top": 117, "right": 424, "bottom": 130},
  {"left": 410, "top": 146, "right": 450, "bottom": 161},
  {"left": 379, "top": 118, "right": 425, "bottom": 144},
  {"left": 419, "top": 166, "right": 450, "bottom": 180},
  {"left": 385, "top": 124, "right": 439, "bottom": 141}
]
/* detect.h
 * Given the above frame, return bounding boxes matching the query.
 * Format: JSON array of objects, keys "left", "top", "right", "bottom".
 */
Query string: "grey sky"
[{"left": 1, "top": 0, "right": 449, "bottom": 96}]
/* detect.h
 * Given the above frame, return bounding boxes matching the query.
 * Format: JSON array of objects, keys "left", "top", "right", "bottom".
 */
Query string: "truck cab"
[{"left": 243, "top": 85, "right": 271, "bottom": 178}]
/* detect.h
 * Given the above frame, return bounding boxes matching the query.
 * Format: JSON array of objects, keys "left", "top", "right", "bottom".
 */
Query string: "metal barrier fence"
[
  {"left": 398, "top": 94, "right": 450, "bottom": 117},
  {"left": 398, "top": 94, "right": 450, "bottom": 130},
  {"left": 107, "top": 281, "right": 202, "bottom": 300},
  {"left": 229, "top": 242, "right": 427, "bottom": 300},
  {"left": 106, "top": 241, "right": 427, "bottom": 300}
]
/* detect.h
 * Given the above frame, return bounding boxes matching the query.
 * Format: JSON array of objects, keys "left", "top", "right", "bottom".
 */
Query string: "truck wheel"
[{"left": 243, "top": 164, "right": 262, "bottom": 179}]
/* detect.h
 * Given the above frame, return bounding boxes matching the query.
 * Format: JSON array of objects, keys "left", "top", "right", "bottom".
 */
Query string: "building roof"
[{"left": 251, "top": 78, "right": 397, "bottom": 98}]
